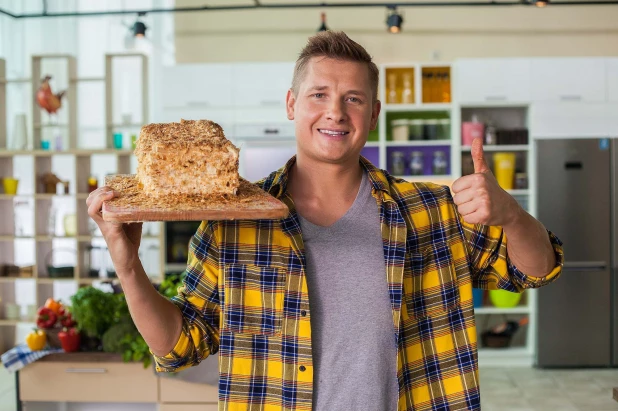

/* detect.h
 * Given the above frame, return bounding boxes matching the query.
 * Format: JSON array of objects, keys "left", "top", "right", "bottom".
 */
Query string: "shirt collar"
[{"left": 264, "top": 155, "right": 391, "bottom": 198}]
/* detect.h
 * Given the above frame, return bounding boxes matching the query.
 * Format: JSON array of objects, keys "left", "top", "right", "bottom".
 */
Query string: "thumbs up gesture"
[{"left": 451, "top": 137, "right": 520, "bottom": 226}]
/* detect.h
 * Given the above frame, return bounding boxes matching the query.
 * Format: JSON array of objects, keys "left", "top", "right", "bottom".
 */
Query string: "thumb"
[{"left": 471, "top": 137, "right": 490, "bottom": 174}]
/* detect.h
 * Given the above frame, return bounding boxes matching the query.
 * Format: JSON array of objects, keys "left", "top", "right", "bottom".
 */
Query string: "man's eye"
[
  {"left": 348, "top": 97, "right": 362, "bottom": 103},
  {"left": 313, "top": 93, "right": 324, "bottom": 98}
]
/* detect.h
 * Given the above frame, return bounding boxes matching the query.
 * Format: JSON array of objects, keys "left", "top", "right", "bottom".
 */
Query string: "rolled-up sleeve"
[
  {"left": 152, "top": 220, "right": 221, "bottom": 372},
  {"left": 461, "top": 218, "right": 564, "bottom": 293}
]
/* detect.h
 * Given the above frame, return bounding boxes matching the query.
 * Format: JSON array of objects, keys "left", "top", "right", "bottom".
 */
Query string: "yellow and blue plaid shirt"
[{"left": 153, "top": 156, "right": 564, "bottom": 411}]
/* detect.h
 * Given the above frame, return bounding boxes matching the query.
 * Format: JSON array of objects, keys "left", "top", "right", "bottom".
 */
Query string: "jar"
[
  {"left": 409, "top": 120, "right": 424, "bottom": 140},
  {"left": 88, "top": 176, "right": 98, "bottom": 193},
  {"left": 409, "top": 151, "right": 425, "bottom": 176},
  {"left": 390, "top": 151, "right": 406, "bottom": 175},
  {"left": 515, "top": 173, "right": 528, "bottom": 189},
  {"left": 423, "top": 119, "right": 439, "bottom": 140},
  {"left": 392, "top": 120, "right": 409, "bottom": 142},
  {"left": 432, "top": 151, "right": 448, "bottom": 175},
  {"left": 437, "top": 119, "right": 451, "bottom": 140}
]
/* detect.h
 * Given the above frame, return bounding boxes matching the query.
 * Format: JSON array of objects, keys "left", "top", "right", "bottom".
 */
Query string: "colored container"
[
  {"left": 472, "top": 288, "right": 484, "bottom": 308},
  {"left": 462, "top": 121, "right": 484, "bottom": 146},
  {"left": 493, "top": 152, "right": 516, "bottom": 190},
  {"left": 113, "top": 133, "right": 123, "bottom": 150},
  {"left": 2, "top": 178, "right": 19, "bottom": 195},
  {"left": 489, "top": 289, "right": 522, "bottom": 308}
]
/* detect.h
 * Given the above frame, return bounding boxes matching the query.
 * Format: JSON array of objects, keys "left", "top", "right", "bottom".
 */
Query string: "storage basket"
[{"left": 45, "top": 248, "right": 76, "bottom": 279}]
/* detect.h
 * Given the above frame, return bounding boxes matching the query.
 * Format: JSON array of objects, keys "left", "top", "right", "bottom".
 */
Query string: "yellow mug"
[
  {"left": 2, "top": 178, "right": 19, "bottom": 195},
  {"left": 493, "top": 153, "right": 516, "bottom": 190}
]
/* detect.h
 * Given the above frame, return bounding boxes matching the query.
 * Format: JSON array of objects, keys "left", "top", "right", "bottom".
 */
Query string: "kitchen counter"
[
  {"left": 613, "top": 387, "right": 618, "bottom": 402},
  {"left": 38, "top": 351, "right": 123, "bottom": 362}
]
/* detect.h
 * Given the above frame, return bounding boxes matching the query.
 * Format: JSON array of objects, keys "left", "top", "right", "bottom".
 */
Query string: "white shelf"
[
  {"left": 478, "top": 346, "right": 533, "bottom": 367},
  {"left": 474, "top": 306, "right": 530, "bottom": 315},
  {"left": 384, "top": 103, "right": 452, "bottom": 112},
  {"left": 0, "top": 149, "right": 134, "bottom": 156},
  {"left": 108, "top": 123, "right": 143, "bottom": 128},
  {"left": 364, "top": 141, "right": 380, "bottom": 147},
  {"left": 506, "top": 189, "right": 530, "bottom": 196},
  {"left": 460, "top": 102, "right": 530, "bottom": 109},
  {"left": 387, "top": 140, "right": 451, "bottom": 147},
  {"left": 395, "top": 174, "right": 452, "bottom": 180},
  {"left": 461, "top": 144, "right": 529, "bottom": 152}
]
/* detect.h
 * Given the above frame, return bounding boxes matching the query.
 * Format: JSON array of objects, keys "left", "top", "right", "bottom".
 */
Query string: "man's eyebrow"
[
  {"left": 308, "top": 85, "right": 329, "bottom": 92},
  {"left": 347, "top": 90, "right": 368, "bottom": 97}
]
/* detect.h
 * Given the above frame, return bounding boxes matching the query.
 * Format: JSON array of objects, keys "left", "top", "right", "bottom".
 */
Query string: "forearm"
[
  {"left": 117, "top": 262, "right": 183, "bottom": 357},
  {"left": 503, "top": 206, "right": 556, "bottom": 278}
]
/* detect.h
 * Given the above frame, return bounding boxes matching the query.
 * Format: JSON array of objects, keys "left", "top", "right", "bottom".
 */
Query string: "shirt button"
[
  {"left": 301, "top": 310, "right": 307, "bottom": 317},
  {"left": 299, "top": 365, "right": 306, "bottom": 372}
]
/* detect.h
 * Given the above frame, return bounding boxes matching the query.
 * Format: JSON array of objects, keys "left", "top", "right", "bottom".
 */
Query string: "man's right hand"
[{"left": 86, "top": 187, "right": 143, "bottom": 275}]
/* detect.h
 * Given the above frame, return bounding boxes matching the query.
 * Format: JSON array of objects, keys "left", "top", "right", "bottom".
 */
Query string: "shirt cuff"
[{"left": 507, "top": 230, "right": 564, "bottom": 290}]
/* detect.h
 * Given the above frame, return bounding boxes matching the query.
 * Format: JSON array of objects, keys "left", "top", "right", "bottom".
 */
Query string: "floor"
[{"left": 0, "top": 365, "right": 617, "bottom": 410}]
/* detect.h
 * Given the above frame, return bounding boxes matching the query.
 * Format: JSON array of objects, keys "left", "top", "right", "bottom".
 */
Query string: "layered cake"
[{"left": 135, "top": 119, "right": 240, "bottom": 197}]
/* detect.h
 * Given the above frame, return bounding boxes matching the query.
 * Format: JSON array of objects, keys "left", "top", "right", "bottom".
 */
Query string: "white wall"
[{"left": 174, "top": 0, "right": 618, "bottom": 64}]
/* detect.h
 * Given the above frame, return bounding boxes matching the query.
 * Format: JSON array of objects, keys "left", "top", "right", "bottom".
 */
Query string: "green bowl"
[{"left": 489, "top": 289, "right": 522, "bottom": 308}]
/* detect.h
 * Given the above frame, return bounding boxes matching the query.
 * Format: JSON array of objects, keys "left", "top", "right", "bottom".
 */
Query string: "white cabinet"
[
  {"left": 161, "top": 64, "right": 233, "bottom": 109},
  {"left": 607, "top": 58, "right": 618, "bottom": 103},
  {"left": 530, "top": 103, "right": 610, "bottom": 138},
  {"left": 232, "top": 62, "right": 294, "bottom": 107},
  {"left": 607, "top": 104, "right": 618, "bottom": 136},
  {"left": 530, "top": 58, "right": 606, "bottom": 103},
  {"left": 455, "top": 58, "right": 531, "bottom": 104}
]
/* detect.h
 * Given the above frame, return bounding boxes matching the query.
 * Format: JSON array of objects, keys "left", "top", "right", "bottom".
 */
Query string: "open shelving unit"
[{"left": 0, "top": 55, "right": 163, "bottom": 353}]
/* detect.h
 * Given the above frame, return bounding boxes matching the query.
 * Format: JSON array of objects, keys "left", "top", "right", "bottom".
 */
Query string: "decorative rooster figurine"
[{"left": 36, "top": 75, "right": 65, "bottom": 114}]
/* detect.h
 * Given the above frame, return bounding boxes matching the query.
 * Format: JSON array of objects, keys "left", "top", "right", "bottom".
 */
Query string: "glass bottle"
[
  {"left": 409, "top": 151, "right": 425, "bottom": 176},
  {"left": 387, "top": 73, "right": 398, "bottom": 104},
  {"left": 432, "top": 151, "right": 448, "bottom": 175},
  {"left": 442, "top": 70, "right": 451, "bottom": 103},
  {"left": 401, "top": 72, "right": 414, "bottom": 104},
  {"left": 390, "top": 151, "right": 406, "bottom": 175}
]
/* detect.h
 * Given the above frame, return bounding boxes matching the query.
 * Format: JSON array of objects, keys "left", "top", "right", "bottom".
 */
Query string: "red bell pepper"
[
  {"left": 58, "top": 308, "right": 76, "bottom": 328},
  {"left": 58, "top": 327, "right": 81, "bottom": 353},
  {"left": 36, "top": 307, "right": 58, "bottom": 329}
]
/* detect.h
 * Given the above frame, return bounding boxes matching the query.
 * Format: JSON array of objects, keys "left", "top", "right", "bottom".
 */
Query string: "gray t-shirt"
[{"left": 298, "top": 171, "right": 399, "bottom": 411}]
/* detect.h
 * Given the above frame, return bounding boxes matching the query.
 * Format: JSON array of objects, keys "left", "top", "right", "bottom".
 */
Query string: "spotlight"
[
  {"left": 132, "top": 13, "right": 147, "bottom": 37},
  {"left": 535, "top": 0, "right": 549, "bottom": 6},
  {"left": 317, "top": 12, "right": 329, "bottom": 32},
  {"left": 386, "top": 6, "right": 403, "bottom": 34}
]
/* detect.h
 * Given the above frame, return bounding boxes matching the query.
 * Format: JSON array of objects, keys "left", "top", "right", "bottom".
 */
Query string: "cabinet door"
[
  {"left": 607, "top": 58, "right": 618, "bottom": 103},
  {"left": 233, "top": 62, "right": 295, "bottom": 107},
  {"left": 530, "top": 103, "right": 610, "bottom": 138},
  {"left": 530, "top": 58, "right": 606, "bottom": 103},
  {"left": 607, "top": 104, "right": 618, "bottom": 136},
  {"left": 161, "top": 64, "right": 233, "bottom": 109},
  {"left": 455, "top": 58, "right": 531, "bottom": 103}
]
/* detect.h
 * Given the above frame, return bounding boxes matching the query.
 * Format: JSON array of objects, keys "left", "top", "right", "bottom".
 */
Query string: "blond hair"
[{"left": 292, "top": 31, "right": 379, "bottom": 102}]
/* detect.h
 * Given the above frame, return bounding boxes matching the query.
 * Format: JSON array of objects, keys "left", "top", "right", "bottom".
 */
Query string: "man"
[{"left": 87, "top": 31, "right": 563, "bottom": 411}]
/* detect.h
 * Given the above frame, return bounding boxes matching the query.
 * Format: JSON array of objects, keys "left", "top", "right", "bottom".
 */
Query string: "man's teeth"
[{"left": 320, "top": 129, "right": 348, "bottom": 135}]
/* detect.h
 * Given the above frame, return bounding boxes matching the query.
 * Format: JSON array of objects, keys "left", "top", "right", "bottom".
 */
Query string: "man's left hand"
[{"left": 451, "top": 137, "right": 521, "bottom": 227}]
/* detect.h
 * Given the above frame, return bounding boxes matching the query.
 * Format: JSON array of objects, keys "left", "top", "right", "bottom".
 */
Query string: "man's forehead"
[{"left": 301, "top": 57, "right": 371, "bottom": 88}]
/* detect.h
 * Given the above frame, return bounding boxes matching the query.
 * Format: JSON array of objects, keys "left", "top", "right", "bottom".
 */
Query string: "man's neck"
[{"left": 287, "top": 154, "right": 364, "bottom": 226}]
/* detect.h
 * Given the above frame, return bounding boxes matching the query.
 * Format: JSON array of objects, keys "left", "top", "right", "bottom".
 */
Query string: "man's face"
[{"left": 286, "top": 57, "right": 380, "bottom": 166}]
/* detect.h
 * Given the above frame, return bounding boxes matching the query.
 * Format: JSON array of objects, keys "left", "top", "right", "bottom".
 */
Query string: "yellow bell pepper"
[{"left": 26, "top": 329, "right": 47, "bottom": 351}]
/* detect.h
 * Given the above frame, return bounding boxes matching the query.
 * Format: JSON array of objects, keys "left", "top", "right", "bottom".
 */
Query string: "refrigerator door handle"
[{"left": 562, "top": 261, "right": 608, "bottom": 271}]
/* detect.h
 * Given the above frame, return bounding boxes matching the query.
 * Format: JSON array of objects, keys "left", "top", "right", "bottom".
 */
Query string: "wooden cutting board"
[{"left": 102, "top": 174, "right": 289, "bottom": 223}]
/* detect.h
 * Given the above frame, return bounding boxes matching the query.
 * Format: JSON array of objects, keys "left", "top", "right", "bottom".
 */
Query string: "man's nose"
[{"left": 326, "top": 99, "right": 347, "bottom": 123}]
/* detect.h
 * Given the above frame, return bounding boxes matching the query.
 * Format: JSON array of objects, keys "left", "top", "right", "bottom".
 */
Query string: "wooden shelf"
[
  {"left": 384, "top": 103, "right": 451, "bottom": 112},
  {"left": 506, "top": 189, "right": 530, "bottom": 196},
  {"left": 0, "top": 149, "right": 134, "bottom": 156}
]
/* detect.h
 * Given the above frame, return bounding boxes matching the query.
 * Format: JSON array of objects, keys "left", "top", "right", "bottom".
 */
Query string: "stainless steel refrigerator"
[{"left": 537, "top": 138, "right": 618, "bottom": 367}]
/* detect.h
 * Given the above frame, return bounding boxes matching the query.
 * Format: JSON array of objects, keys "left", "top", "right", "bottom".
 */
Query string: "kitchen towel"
[{"left": 1, "top": 343, "right": 63, "bottom": 373}]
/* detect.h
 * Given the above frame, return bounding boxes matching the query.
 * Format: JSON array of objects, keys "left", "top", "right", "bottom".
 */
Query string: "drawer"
[
  {"left": 159, "top": 376, "right": 219, "bottom": 403},
  {"left": 160, "top": 405, "right": 218, "bottom": 411},
  {"left": 19, "top": 361, "right": 158, "bottom": 402}
]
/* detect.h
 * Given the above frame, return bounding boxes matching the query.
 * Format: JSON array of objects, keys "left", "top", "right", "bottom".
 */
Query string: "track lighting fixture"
[
  {"left": 386, "top": 6, "right": 403, "bottom": 34},
  {"left": 132, "top": 12, "right": 147, "bottom": 37},
  {"left": 317, "top": 12, "right": 329, "bottom": 32},
  {"left": 535, "top": 0, "right": 550, "bottom": 6}
]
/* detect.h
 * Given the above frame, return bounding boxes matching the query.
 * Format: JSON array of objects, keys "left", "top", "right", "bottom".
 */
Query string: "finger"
[
  {"left": 452, "top": 189, "right": 475, "bottom": 206},
  {"left": 88, "top": 190, "right": 115, "bottom": 221},
  {"left": 86, "top": 187, "right": 113, "bottom": 207},
  {"left": 471, "top": 137, "right": 490, "bottom": 174},
  {"left": 457, "top": 201, "right": 478, "bottom": 217},
  {"left": 451, "top": 174, "right": 475, "bottom": 194}
]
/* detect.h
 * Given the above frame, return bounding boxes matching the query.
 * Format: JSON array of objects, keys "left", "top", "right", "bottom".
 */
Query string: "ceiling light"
[
  {"left": 317, "top": 12, "right": 329, "bottom": 32},
  {"left": 535, "top": 0, "right": 549, "bottom": 6},
  {"left": 386, "top": 6, "right": 403, "bottom": 34},
  {"left": 132, "top": 13, "right": 147, "bottom": 37}
]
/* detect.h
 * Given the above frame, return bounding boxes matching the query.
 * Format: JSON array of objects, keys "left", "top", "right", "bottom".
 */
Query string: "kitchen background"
[{"left": 0, "top": 0, "right": 618, "bottom": 410}]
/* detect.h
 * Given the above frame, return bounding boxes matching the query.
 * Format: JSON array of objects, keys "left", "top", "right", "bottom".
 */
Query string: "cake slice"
[{"left": 135, "top": 119, "right": 239, "bottom": 197}]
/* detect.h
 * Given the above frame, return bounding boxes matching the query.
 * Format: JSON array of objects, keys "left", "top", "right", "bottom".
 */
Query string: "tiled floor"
[
  {"left": 480, "top": 368, "right": 618, "bottom": 411},
  {"left": 0, "top": 365, "right": 616, "bottom": 410}
]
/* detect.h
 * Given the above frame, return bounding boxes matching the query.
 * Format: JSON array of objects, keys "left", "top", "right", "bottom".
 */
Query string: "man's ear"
[
  {"left": 286, "top": 89, "right": 296, "bottom": 120},
  {"left": 370, "top": 100, "right": 381, "bottom": 130}
]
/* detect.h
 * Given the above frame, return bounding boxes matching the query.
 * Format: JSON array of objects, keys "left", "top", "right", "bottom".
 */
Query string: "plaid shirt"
[{"left": 153, "top": 156, "right": 564, "bottom": 411}]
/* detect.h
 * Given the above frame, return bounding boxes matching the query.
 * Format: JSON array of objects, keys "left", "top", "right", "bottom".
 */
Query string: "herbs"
[{"left": 70, "top": 287, "right": 116, "bottom": 339}]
